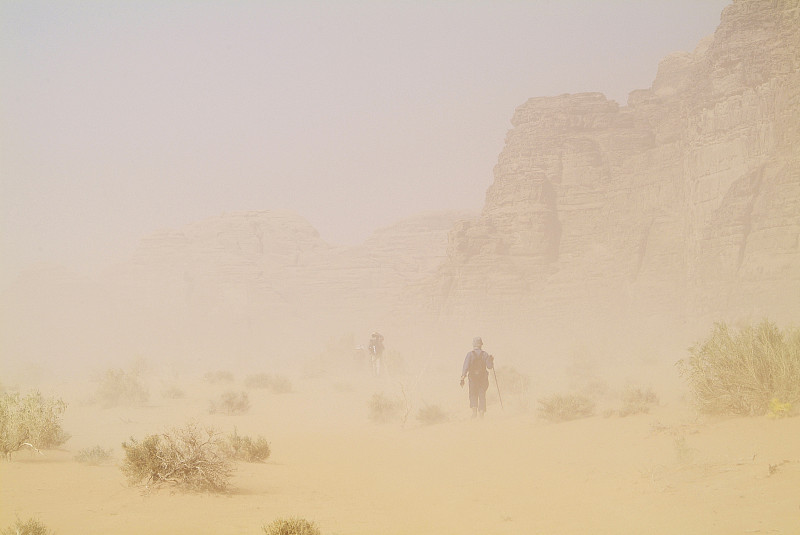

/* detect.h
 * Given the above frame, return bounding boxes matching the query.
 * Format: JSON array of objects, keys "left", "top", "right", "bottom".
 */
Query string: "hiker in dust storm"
[
  {"left": 460, "top": 337, "right": 494, "bottom": 418},
  {"left": 368, "top": 331, "right": 384, "bottom": 377}
]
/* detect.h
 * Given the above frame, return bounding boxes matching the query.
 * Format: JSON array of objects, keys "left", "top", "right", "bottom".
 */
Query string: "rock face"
[{"left": 416, "top": 0, "right": 800, "bottom": 342}]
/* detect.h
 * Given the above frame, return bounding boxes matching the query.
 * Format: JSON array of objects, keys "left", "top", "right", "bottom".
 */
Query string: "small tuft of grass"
[
  {"left": 537, "top": 393, "right": 595, "bottom": 422},
  {"left": 367, "top": 393, "right": 401, "bottom": 424},
  {"left": 74, "top": 445, "right": 113, "bottom": 465},
  {"left": 618, "top": 386, "right": 659, "bottom": 417},
  {"left": 1, "top": 517, "right": 52, "bottom": 535},
  {"left": 262, "top": 517, "right": 320, "bottom": 535},
  {"left": 416, "top": 404, "right": 449, "bottom": 425},
  {"left": 243, "top": 373, "right": 292, "bottom": 394}
]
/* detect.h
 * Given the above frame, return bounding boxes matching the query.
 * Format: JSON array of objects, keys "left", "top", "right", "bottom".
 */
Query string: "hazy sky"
[{"left": 1, "top": 0, "right": 729, "bottom": 283}]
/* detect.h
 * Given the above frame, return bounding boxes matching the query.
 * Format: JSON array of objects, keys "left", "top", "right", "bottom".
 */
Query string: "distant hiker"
[
  {"left": 368, "top": 332, "right": 385, "bottom": 377},
  {"left": 460, "top": 337, "right": 494, "bottom": 418}
]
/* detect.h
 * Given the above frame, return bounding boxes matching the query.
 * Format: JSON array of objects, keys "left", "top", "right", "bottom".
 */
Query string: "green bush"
[
  {"left": 678, "top": 321, "right": 800, "bottom": 415},
  {"left": 1, "top": 517, "right": 52, "bottom": 535},
  {"left": 262, "top": 517, "right": 320, "bottom": 535},
  {"left": 121, "top": 422, "right": 233, "bottom": 492},
  {"left": 0, "top": 391, "right": 70, "bottom": 460},
  {"left": 537, "top": 393, "right": 595, "bottom": 422},
  {"left": 221, "top": 428, "right": 271, "bottom": 462},
  {"left": 74, "top": 445, "right": 113, "bottom": 465}
]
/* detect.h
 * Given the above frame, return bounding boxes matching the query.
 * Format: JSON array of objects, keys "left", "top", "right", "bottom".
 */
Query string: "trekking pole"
[{"left": 492, "top": 364, "right": 504, "bottom": 411}]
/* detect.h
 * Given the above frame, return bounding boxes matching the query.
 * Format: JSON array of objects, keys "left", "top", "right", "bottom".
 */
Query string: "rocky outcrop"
[{"left": 417, "top": 0, "right": 800, "bottom": 341}]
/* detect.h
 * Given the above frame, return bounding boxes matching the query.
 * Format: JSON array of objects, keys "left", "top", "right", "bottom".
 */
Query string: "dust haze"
[{"left": 2, "top": 1, "right": 800, "bottom": 534}]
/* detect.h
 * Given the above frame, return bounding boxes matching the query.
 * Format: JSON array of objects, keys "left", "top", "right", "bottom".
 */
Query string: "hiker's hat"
[{"left": 473, "top": 336, "right": 483, "bottom": 348}]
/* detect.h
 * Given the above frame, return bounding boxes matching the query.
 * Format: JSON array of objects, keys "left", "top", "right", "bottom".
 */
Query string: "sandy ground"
[{"left": 1, "top": 365, "right": 799, "bottom": 535}]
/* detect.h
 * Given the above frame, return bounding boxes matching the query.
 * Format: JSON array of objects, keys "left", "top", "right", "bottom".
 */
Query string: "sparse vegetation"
[
  {"left": 618, "top": 386, "right": 659, "bottom": 417},
  {"left": 416, "top": 404, "right": 449, "bottom": 425},
  {"left": 537, "top": 393, "right": 595, "bottom": 422},
  {"left": 221, "top": 428, "right": 271, "bottom": 462},
  {"left": 204, "top": 370, "right": 235, "bottom": 385},
  {"left": 244, "top": 373, "right": 292, "bottom": 393},
  {"left": 94, "top": 367, "right": 149, "bottom": 408},
  {"left": 1, "top": 517, "right": 52, "bottom": 535},
  {"left": 678, "top": 321, "right": 800, "bottom": 416},
  {"left": 367, "top": 392, "right": 401, "bottom": 424},
  {"left": 0, "top": 391, "right": 70, "bottom": 460},
  {"left": 160, "top": 385, "right": 185, "bottom": 399},
  {"left": 121, "top": 422, "right": 233, "bottom": 492},
  {"left": 262, "top": 517, "right": 320, "bottom": 535},
  {"left": 209, "top": 390, "right": 250, "bottom": 415},
  {"left": 74, "top": 445, "right": 113, "bottom": 465}
]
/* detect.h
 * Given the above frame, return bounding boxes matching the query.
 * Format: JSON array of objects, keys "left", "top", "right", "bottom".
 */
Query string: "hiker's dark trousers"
[{"left": 468, "top": 373, "right": 489, "bottom": 411}]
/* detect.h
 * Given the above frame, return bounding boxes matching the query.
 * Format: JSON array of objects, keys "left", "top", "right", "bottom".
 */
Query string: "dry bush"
[
  {"left": 94, "top": 368, "right": 149, "bottom": 408},
  {"left": 74, "top": 445, "right": 113, "bottom": 465},
  {"left": 209, "top": 390, "right": 250, "bottom": 415},
  {"left": 160, "top": 385, "right": 185, "bottom": 399},
  {"left": 204, "top": 370, "right": 235, "bottom": 385},
  {"left": 678, "top": 321, "right": 800, "bottom": 415},
  {"left": 0, "top": 391, "right": 70, "bottom": 460},
  {"left": 416, "top": 404, "right": 449, "bottom": 425},
  {"left": 1, "top": 517, "right": 52, "bottom": 535},
  {"left": 221, "top": 428, "right": 271, "bottom": 462},
  {"left": 537, "top": 393, "right": 595, "bottom": 422},
  {"left": 618, "top": 386, "right": 659, "bottom": 417},
  {"left": 262, "top": 517, "right": 320, "bottom": 535},
  {"left": 367, "top": 393, "right": 401, "bottom": 424},
  {"left": 121, "top": 422, "right": 233, "bottom": 492},
  {"left": 244, "top": 373, "right": 292, "bottom": 393}
]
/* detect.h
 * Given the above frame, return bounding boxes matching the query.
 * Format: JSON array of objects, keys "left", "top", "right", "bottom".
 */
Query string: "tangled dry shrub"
[
  {"left": 94, "top": 368, "right": 149, "bottom": 408},
  {"left": 367, "top": 393, "right": 401, "bottom": 424},
  {"left": 1, "top": 517, "right": 52, "bottom": 535},
  {"left": 209, "top": 390, "right": 250, "bottom": 415},
  {"left": 121, "top": 422, "right": 233, "bottom": 492},
  {"left": 537, "top": 393, "right": 595, "bottom": 422},
  {"left": 262, "top": 517, "right": 320, "bottom": 535},
  {"left": 416, "top": 404, "right": 449, "bottom": 425},
  {"left": 618, "top": 386, "right": 659, "bottom": 417},
  {"left": 678, "top": 321, "right": 800, "bottom": 415},
  {"left": 204, "top": 370, "right": 235, "bottom": 385},
  {"left": 74, "top": 445, "right": 113, "bottom": 465},
  {"left": 0, "top": 391, "right": 70, "bottom": 460},
  {"left": 243, "top": 373, "right": 293, "bottom": 393},
  {"left": 221, "top": 428, "right": 271, "bottom": 462}
]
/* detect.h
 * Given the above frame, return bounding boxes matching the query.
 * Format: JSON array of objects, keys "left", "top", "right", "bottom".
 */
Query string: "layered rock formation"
[{"left": 416, "top": 0, "right": 800, "bottom": 342}]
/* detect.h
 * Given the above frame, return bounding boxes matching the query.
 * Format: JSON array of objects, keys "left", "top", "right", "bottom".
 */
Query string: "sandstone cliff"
[{"left": 415, "top": 0, "right": 800, "bottom": 344}]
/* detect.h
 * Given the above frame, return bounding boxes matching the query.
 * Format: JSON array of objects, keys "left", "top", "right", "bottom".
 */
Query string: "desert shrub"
[
  {"left": 94, "top": 368, "right": 149, "bottom": 408},
  {"left": 74, "top": 445, "right": 113, "bottom": 465},
  {"left": 0, "top": 391, "right": 70, "bottom": 459},
  {"left": 244, "top": 373, "right": 292, "bottom": 393},
  {"left": 1, "top": 517, "right": 52, "bottom": 535},
  {"left": 121, "top": 422, "right": 233, "bottom": 492},
  {"left": 416, "top": 404, "right": 449, "bottom": 425},
  {"left": 537, "top": 393, "right": 595, "bottom": 422},
  {"left": 618, "top": 386, "right": 659, "bottom": 417},
  {"left": 221, "top": 428, "right": 271, "bottom": 462},
  {"left": 367, "top": 393, "right": 401, "bottom": 424},
  {"left": 160, "top": 385, "right": 185, "bottom": 399},
  {"left": 495, "top": 366, "right": 531, "bottom": 397},
  {"left": 204, "top": 370, "right": 235, "bottom": 384},
  {"left": 262, "top": 517, "right": 320, "bottom": 535},
  {"left": 678, "top": 321, "right": 800, "bottom": 415},
  {"left": 209, "top": 390, "right": 250, "bottom": 415}
]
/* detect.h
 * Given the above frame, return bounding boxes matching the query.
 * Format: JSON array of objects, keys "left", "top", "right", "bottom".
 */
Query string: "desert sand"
[{"left": 1, "top": 355, "right": 798, "bottom": 535}]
